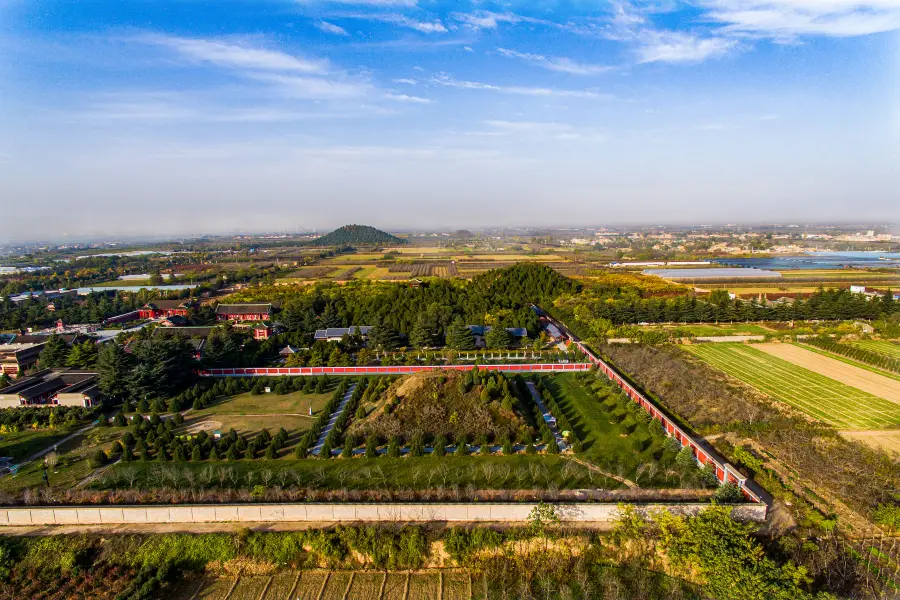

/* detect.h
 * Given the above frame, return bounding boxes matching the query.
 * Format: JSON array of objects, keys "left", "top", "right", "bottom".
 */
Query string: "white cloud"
[
  {"left": 249, "top": 73, "right": 372, "bottom": 99},
  {"left": 636, "top": 31, "right": 737, "bottom": 63},
  {"left": 701, "top": 0, "right": 900, "bottom": 37},
  {"left": 496, "top": 48, "right": 612, "bottom": 75},
  {"left": 392, "top": 78, "right": 418, "bottom": 84},
  {"left": 385, "top": 93, "right": 431, "bottom": 103},
  {"left": 431, "top": 74, "right": 610, "bottom": 99},
  {"left": 299, "top": 0, "right": 417, "bottom": 5},
  {"left": 137, "top": 34, "right": 328, "bottom": 73},
  {"left": 317, "top": 21, "right": 349, "bottom": 35},
  {"left": 353, "top": 13, "right": 448, "bottom": 33},
  {"left": 451, "top": 11, "right": 550, "bottom": 31},
  {"left": 482, "top": 120, "right": 608, "bottom": 141},
  {"left": 602, "top": 3, "right": 737, "bottom": 63}
]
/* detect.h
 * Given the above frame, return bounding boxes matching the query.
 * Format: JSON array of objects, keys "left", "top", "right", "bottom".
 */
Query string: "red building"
[
  {"left": 252, "top": 324, "right": 273, "bottom": 340},
  {"left": 215, "top": 303, "right": 273, "bottom": 322},
  {"left": 138, "top": 299, "right": 196, "bottom": 319}
]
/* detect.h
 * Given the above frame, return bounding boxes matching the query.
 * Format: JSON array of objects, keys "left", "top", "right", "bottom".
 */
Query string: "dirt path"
[
  {"left": 755, "top": 343, "right": 900, "bottom": 404},
  {"left": 564, "top": 456, "right": 637, "bottom": 489}
]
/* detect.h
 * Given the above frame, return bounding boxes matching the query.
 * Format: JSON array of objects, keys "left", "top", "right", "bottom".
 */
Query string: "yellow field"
[
  {"left": 467, "top": 253, "right": 566, "bottom": 261},
  {"left": 386, "top": 246, "right": 450, "bottom": 254},
  {"left": 841, "top": 430, "right": 900, "bottom": 455}
]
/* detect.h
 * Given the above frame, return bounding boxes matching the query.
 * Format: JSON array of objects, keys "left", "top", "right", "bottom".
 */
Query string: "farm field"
[
  {"left": 179, "top": 571, "right": 474, "bottom": 600},
  {"left": 796, "top": 343, "right": 900, "bottom": 382},
  {"left": 754, "top": 343, "right": 900, "bottom": 403},
  {"left": 684, "top": 343, "right": 900, "bottom": 429},
  {"left": 850, "top": 340, "right": 900, "bottom": 359},
  {"left": 841, "top": 429, "right": 900, "bottom": 455},
  {"left": 648, "top": 323, "right": 773, "bottom": 336},
  {"left": 180, "top": 390, "right": 331, "bottom": 436}
]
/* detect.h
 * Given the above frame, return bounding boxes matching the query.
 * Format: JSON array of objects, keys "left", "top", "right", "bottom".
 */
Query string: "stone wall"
[{"left": 0, "top": 502, "right": 767, "bottom": 526}]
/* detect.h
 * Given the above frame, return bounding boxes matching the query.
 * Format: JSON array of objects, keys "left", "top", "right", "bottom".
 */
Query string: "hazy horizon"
[{"left": 2, "top": 0, "right": 899, "bottom": 240}]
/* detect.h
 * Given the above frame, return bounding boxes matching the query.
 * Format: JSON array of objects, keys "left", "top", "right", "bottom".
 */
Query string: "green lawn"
[
  {"left": 850, "top": 340, "right": 900, "bottom": 360},
  {"left": 0, "top": 427, "right": 122, "bottom": 492},
  {"left": 0, "top": 429, "right": 75, "bottom": 462},
  {"left": 542, "top": 374, "right": 681, "bottom": 487},
  {"left": 684, "top": 344, "right": 900, "bottom": 429},
  {"left": 671, "top": 323, "right": 772, "bottom": 336},
  {"left": 179, "top": 390, "right": 332, "bottom": 436},
  {"left": 98, "top": 455, "right": 617, "bottom": 492}
]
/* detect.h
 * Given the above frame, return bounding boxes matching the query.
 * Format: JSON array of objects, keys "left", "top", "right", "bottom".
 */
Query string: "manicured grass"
[
  {"left": 0, "top": 427, "right": 122, "bottom": 492},
  {"left": 179, "top": 390, "right": 332, "bottom": 436},
  {"left": 684, "top": 343, "right": 900, "bottom": 429},
  {"left": 0, "top": 428, "right": 75, "bottom": 462},
  {"left": 543, "top": 374, "right": 679, "bottom": 487},
  {"left": 850, "top": 340, "right": 900, "bottom": 360},
  {"left": 99, "top": 454, "right": 617, "bottom": 491},
  {"left": 665, "top": 323, "right": 771, "bottom": 336},
  {"left": 192, "top": 390, "right": 332, "bottom": 416}
]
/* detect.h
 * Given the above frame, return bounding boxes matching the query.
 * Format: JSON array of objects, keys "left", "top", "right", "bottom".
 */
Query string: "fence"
[
  {"left": 537, "top": 313, "right": 765, "bottom": 504},
  {"left": 200, "top": 363, "right": 594, "bottom": 377},
  {"left": 0, "top": 502, "right": 767, "bottom": 527}
]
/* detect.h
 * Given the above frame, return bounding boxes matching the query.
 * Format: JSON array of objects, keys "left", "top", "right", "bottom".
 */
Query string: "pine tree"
[
  {"left": 409, "top": 313, "right": 437, "bottom": 348},
  {"left": 433, "top": 435, "right": 447, "bottom": 457},
  {"left": 446, "top": 317, "right": 475, "bottom": 351},
  {"left": 191, "top": 446, "right": 203, "bottom": 462},
  {"left": 365, "top": 434, "right": 378, "bottom": 458},
  {"left": 485, "top": 327, "right": 514, "bottom": 349},
  {"left": 38, "top": 334, "right": 70, "bottom": 368},
  {"left": 370, "top": 318, "right": 402, "bottom": 351}
]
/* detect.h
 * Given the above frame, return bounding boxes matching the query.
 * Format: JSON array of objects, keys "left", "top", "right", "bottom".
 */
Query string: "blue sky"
[{"left": 1, "top": 0, "right": 898, "bottom": 239}]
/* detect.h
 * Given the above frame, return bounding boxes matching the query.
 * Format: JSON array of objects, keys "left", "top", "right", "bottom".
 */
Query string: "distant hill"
[{"left": 308, "top": 225, "right": 407, "bottom": 247}]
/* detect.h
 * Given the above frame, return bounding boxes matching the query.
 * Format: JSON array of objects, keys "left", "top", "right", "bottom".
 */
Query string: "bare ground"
[{"left": 840, "top": 429, "right": 900, "bottom": 456}]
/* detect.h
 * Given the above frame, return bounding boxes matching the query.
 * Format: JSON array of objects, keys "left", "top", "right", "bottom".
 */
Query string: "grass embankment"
[
  {"left": 543, "top": 374, "right": 692, "bottom": 488},
  {"left": 0, "top": 428, "right": 75, "bottom": 462},
  {"left": 99, "top": 454, "right": 614, "bottom": 492}
]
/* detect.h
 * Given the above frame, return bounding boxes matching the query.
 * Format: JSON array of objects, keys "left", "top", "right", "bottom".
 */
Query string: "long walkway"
[
  {"left": 310, "top": 384, "right": 356, "bottom": 456},
  {"left": 527, "top": 382, "right": 568, "bottom": 452}
]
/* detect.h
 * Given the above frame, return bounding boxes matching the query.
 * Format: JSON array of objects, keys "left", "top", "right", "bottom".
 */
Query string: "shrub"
[
  {"left": 873, "top": 504, "right": 900, "bottom": 531},
  {"left": 432, "top": 435, "right": 447, "bottom": 457},
  {"left": 455, "top": 436, "right": 468, "bottom": 456},
  {"left": 632, "top": 435, "right": 651, "bottom": 452},
  {"left": 713, "top": 483, "right": 745, "bottom": 504},
  {"left": 89, "top": 449, "right": 108, "bottom": 468},
  {"left": 365, "top": 434, "right": 378, "bottom": 459},
  {"left": 525, "top": 443, "right": 536, "bottom": 455},
  {"left": 387, "top": 436, "right": 400, "bottom": 458}
]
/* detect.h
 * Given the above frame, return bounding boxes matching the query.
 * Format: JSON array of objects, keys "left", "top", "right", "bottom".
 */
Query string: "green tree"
[
  {"left": 370, "top": 318, "right": 402, "bottom": 351},
  {"left": 485, "top": 326, "right": 513, "bottom": 349},
  {"left": 409, "top": 313, "right": 438, "bottom": 348},
  {"left": 38, "top": 334, "right": 70, "bottom": 368},
  {"left": 445, "top": 317, "right": 475, "bottom": 351},
  {"left": 66, "top": 340, "right": 99, "bottom": 369}
]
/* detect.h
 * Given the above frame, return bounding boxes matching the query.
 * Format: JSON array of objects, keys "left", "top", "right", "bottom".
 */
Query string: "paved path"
[
  {"left": 311, "top": 384, "right": 356, "bottom": 456},
  {"left": 526, "top": 382, "right": 568, "bottom": 452}
]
